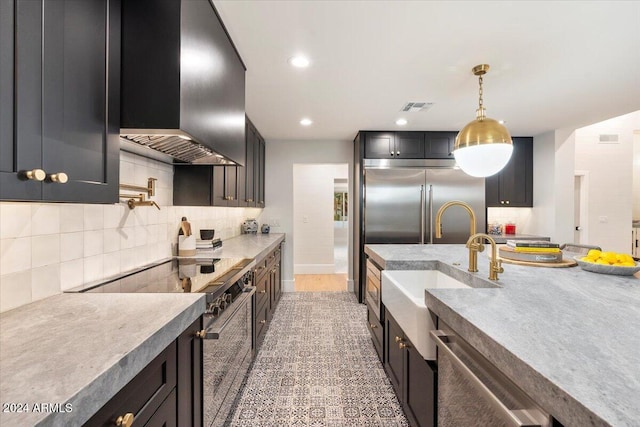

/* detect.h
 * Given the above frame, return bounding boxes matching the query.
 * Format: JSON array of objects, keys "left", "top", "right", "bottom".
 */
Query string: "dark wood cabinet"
[
  {"left": 425, "top": 132, "right": 456, "bottom": 159},
  {"left": 253, "top": 244, "right": 282, "bottom": 351},
  {"left": 87, "top": 317, "right": 203, "bottom": 427},
  {"left": 363, "top": 131, "right": 456, "bottom": 160},
  {"left": 485, "top": 137, "right": 533, "bottom": 207},
  {"left": 384, "top": 309, "right": 436, "bottom": 427},
  {"left": 1, "top": 0, "right": 120, "bottom": 203},
  {"left": 177, "top": 317, "right": 203, "bottom": 427},
  {"left": 173, "top": 116, "right": 266, "bottom": 208},
  {"left": 367, "top": 305, "right": 383, "bottom": 362}
]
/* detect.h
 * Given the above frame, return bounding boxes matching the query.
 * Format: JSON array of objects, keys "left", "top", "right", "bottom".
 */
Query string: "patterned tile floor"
[{"left": 229, "top": 292, "right": 409, "bottom": 427}]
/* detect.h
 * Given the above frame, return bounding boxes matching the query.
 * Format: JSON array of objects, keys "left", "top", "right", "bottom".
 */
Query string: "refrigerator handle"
[
  {"left": 429, "top": 185, "right": 434, "bottom": 244},
  {"left": 420, "top": 185, "right": 425, "bottom": 244}
]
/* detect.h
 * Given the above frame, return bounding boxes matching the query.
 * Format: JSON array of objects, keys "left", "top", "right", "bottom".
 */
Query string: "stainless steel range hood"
[
  {"left": 120, "top": 130, "right": 233, "bottom": 164},
  {"left": 120, "top": 0, "right": 246, "bottom": 165}
]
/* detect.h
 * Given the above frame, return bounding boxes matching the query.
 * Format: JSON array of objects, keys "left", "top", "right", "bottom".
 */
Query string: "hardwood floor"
[{"left": 294, "top": 274, "right": 347, "bottom": 291}]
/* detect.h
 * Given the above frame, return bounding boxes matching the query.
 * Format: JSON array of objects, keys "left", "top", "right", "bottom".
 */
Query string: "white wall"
[
  {"left": 0, "top": 150, "right": 262, "bottom": 313},
  {"left": 530, "top": 129, "right": 576, "bottom": 244},
  {"left": 258, "top": 140, "right": 353, "bottom": 291},
  {"left": 293, "top": 164, "right": 348, "bottom": 274},
  {"left": 633, "top": 131, "right": 640, "bottom": 221},
  {"left": 574, "top": 111, "right": 640, "bottom": 252}
]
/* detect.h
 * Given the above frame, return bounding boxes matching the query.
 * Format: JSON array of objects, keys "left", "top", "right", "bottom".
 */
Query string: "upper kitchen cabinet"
[
  {"left": 120, "top": 0, "right": 246, "bottom": 166},
  {"left": 0, "top": 0, "right": 120, "bottom": 203},
  {"left": 485, "top": 137, "right": 533, "bottom": 207},
  {"left": 362, "top": 131, "right": 456, "bottom": 159}
]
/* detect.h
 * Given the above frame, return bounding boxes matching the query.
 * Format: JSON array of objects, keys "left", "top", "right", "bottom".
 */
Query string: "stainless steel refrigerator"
[{"left": 363, "top": 159, "right": 485, "bottom": 245}]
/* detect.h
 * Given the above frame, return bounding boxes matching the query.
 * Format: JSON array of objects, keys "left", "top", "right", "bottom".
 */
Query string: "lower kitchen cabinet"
[
  {"left": 367, "top": 305, "right": 383, "bottom": 362},
  {"left": 253, "top": 244, "right": 283, "bottom": 351},
  {"left": 385, "top": 309, "right": 436, "bottom": 427},
  {"left": 85, "top": 317, "right": 203, "bottom": 427}
]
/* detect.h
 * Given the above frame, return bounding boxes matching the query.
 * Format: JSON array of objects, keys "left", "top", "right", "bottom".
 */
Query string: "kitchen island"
[{"left": 365, "top": 244, "right": 640, "bottom": 427}]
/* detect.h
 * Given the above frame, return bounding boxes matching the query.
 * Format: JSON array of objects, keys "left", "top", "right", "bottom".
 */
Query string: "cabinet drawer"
[
  {"left": 367, "top": 305, "right": 383, "bottom": 361},
  {"left": 145, "top": 389, "right": 177, "bottom": 427},
  {"left": 86, "top": 341, "right": 177, "bottom": 427},
  {"left": 255, "top": 300, "right": 270, "bottom": 349},
  {"left": 255, "top": 272, "right": 270, "bottom": 309}
]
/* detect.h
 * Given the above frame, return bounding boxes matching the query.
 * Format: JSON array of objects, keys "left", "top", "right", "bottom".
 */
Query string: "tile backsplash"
[
  {"left": 487, "top": 207, "right": 535, "bottom": 235},
  {"left": 0, "top": 151, "right": 262, "bottom": 313}
]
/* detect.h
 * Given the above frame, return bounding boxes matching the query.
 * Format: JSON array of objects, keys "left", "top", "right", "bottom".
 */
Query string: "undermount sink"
[{"left": 381, "top": 270, "right": 471, "bottom": 360}]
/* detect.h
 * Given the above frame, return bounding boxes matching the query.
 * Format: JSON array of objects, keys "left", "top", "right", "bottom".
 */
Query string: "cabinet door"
[
  {"left": 145, "top": 389, "right": 177, "bottom": 427},
  {"left": 367, "top": 305, "right": 383, "bottom": 362},
  {"left": 405, "top": 343, "right": 436, "bottom": 427},
  {"left": 364, "top": 132, "right": 395, "bottom": 158},
  {"left": 224, "top": 166, "right": 239, "bottom": 207},
  {"left": 425, "top": 132, "right": 455, "bottom": 159},
  {"left": 244, "top": 121, "right": 256, "bottom": 206},
  {"left": 256, "top": 136, "right": 265, "bottom": 207},
  {"left": 395, "top": 132, "right": 425, "bottom": 158},
  {"left": 212, "top": 166, "right": 230, "bottom": 206},
  {"left": 1, "top": 0, "right": 43, "bottom": 200},
  {"left": 384, "top": 311, "right": 404, "bottom": 397},
  {"left": 500, "top": 137, "right": 533, "bottom": 207},
  {"left": 2, "top": 0, "right": 119, "bottom": 203},
  {"left": 177, "top": 317, "right": 203, "bottom": 427}
]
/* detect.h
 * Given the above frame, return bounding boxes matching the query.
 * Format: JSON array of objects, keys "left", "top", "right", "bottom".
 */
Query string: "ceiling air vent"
[
  {"left": 400, "top": 102, "right": 434, "bottom": 113},
  {"left": 598, "top": 134, "right": 620, "bottom": 144}
]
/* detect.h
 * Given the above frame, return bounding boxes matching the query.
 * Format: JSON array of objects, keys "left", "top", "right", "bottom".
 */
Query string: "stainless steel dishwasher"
[{"left": 431, "top": 323, "right": 551, "bottom": 427}]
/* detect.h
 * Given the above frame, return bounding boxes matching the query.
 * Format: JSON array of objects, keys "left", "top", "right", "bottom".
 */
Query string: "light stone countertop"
[
  {"left": 0, "top": 293, "right": 205, "bottom": 426},
  {"left": 365, "top": 243, "right": 640, "bottom": 427}
]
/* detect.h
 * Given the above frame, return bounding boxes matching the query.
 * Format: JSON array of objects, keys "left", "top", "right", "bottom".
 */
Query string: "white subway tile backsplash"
[
  {"left": 60, "top": 232, "right": 84, "bottom": 262},
  {"left": 0, "top": 203, "right": 32, "bottom": 239},
  {"left": 32, "top": 234, "right": 60, "bottom": 268},
  {"left": 60, "top": 259, "right": 84, "bottom": 291},
  {"left": 31, "top": 264, "right": 61, "bottom": 301},
  {"left": 84, "top": 205, "right": 104, "bottom": 231},
  {"left": 83, "top": 230, "right": 104, "bottom": 257},
  {"left": 31, "top": 204, "right": 60, "bottom": 235},
  {"left": 0, "top": 270, "right": 32, "bottom": 312},
  {"left": 60, "top": 205, "right": 85, "bottom": 233},
  {"left": 0, "top": 237, "right": 31, "bottom": 275},
  {"left": 83, "top": 254, "right": 104, "bottom": 283},
  {"left": 0, "top": 152, "right": 262, "bottom": 313}
]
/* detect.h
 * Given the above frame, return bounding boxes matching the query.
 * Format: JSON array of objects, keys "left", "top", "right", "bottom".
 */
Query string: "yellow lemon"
[
  {"left": 587, "top": 249, "right": 602, "bottom": 259},
  {"left": 580, "top": 256, "right": 592, "bottom": 263},
  {"left": 595, "top": 259, "right": 609, "bottom": 265},
  {"left": 601, "top": 252, "right": 618, "bottom": 264},
  {"left": 620, "top": 261, "right": 636, "bottom": 267}
]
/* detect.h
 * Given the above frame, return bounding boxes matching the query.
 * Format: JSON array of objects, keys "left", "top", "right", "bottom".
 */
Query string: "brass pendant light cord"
[{"left": 476, "top": 74, "right": 486, "bottom": 120}]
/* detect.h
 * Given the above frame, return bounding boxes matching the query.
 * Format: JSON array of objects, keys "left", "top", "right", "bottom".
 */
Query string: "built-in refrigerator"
[{"left": 356, "top": 158, "right": 485, "bottom": 302}]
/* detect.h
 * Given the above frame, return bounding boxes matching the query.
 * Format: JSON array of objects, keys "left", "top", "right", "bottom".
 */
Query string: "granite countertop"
[
  {"left": 200, "top": 233, "right": 285, "bottom": 261},
  {"left": 0, "top": 293, "right": 205, "bottom": 426},
  {"left": 365, "top": 244, "right": 640, "bottom": 427}
]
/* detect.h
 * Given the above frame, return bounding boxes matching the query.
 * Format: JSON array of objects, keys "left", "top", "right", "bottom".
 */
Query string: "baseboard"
[
  {"left": 294, "top": 264, "right": 336, "bottom": 274},
  {"left": 283, "top": 279, "right": 295, "bottom": 292},
  {"left": 347, "top": 279, "right": 354, "bottom": 292}
]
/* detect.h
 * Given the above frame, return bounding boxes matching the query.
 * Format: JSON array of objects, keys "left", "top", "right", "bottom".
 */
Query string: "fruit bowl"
[{"left": 573, "top": 256, "right": 640, "bottom": 276}]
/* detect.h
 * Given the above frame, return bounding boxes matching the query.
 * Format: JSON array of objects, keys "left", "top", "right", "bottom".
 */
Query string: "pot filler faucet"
[{"left": 435, "top": 201, "right": 477, "bottom": 271}]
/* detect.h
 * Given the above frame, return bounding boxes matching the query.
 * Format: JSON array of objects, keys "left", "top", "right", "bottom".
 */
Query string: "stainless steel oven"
[
  {"left": 365, "top": 258, "right": 382, "bottom": 320},
  {"left": 201, "top": 285, "right": 255, "bottom": 427}
]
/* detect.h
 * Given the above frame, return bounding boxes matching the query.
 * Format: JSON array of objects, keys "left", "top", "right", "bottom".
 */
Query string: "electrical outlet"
[
  {"left": 598, "top": 216, "right": 608, "bottom": 223},
  {"left": 303, "top": 215, "right": 309, "bottom": 223}
]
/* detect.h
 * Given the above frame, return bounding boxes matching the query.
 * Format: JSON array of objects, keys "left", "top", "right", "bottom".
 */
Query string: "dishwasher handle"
[
  {"left": 430, "top": 330, "right": 550, "bottom": 427},
  {"left": 203, "top": 287, "right": 255, "bottom": 339}
]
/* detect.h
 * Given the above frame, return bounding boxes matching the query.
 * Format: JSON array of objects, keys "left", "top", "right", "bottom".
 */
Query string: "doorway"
[{"left": 293, "top": 164, "right": 349, "bottom": 291}]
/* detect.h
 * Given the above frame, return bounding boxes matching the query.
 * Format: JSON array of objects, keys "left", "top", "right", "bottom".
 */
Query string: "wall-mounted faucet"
[
  {"left": 119, "top": 178, "right": 160, "bottom": 210},
  {"left": 435, "top": 200, "right": 477, "bottom": 272}
]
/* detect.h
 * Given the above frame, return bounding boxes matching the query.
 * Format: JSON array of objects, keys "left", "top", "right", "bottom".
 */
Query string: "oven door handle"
[{"left": 202, "top": 287, "right": 256, "bottom": 339}]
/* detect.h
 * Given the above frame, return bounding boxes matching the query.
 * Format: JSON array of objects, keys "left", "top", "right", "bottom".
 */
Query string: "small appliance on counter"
[
  {"left": 261, "top": 224, "right": 270, "bottom": 234},
  {"left": 242, "top": 219, "right": 258, "bottom": 234}
]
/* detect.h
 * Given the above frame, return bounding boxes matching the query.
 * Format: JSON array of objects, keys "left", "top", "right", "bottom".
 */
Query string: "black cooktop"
[{"left": 77, "top": 257, "right": 251, "bottom": 300}]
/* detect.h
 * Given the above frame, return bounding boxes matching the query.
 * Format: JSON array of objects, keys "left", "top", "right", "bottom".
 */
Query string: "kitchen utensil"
[
  {"left": 573, "top": 256, "right": 640, "bottom": 276},
  {"left": 200, "top": 229, "right": 215, "bottom": 240}
]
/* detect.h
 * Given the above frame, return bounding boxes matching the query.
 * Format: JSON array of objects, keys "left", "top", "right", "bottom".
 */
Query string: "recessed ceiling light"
[
  {"left": 396, "top": 118, "right": 408, "bottom": 126},
  {"left": 288, "top": 56, "right": 310, "bottom": 68},
  {"left": 300, "top": 118, "right": 313, "bottom": 126}
]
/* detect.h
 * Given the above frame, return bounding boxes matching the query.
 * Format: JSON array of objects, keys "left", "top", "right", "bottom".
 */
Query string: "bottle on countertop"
[{"left": 504, "top": 221, "right": 516, "bottom": 235}]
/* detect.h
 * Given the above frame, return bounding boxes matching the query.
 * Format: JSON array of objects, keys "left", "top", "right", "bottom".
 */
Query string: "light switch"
[
  {"left": 303, "top": 216, "right": 309, "bottom": 223},
  {"left": 598, "top": 216, "right": 608, "bottom": 223}
]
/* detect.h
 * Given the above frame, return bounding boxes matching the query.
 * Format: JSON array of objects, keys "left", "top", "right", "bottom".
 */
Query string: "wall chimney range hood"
[{"left": 120, "top": 0, "right": 246, "bottom": 165}]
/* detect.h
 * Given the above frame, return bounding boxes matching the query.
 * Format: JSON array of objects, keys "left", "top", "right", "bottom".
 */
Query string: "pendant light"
[{"left": 453, "top": 64, "right": 513, "bottom": 177}]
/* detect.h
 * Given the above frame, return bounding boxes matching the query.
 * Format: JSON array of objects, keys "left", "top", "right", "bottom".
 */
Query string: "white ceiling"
[{"left": 214, "top": 1, "right": 640, "bottom": 141}]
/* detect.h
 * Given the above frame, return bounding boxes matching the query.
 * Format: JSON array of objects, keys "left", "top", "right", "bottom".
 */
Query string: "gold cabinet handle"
[
  {"left": 224, "top": 196, "right": 232, "bottom": 201},
  {"left": 395, "top": 336, "right": 403, "bottom": 343},
  {"left": 195, "top": 329, "right": 206, "bottom": 339},
  {"left": 24, "top": 169, "right": 46, "bottom": 181},
  {"left": 48, "top": 172, "right": 68, "bottom": 183},
  {"left": 246, "top": 198, "right": 253, "bottom": 202},
  {"left": 260, "top": 320, "right": 266, "bottom": 324},
  {"left": 271, "top": 268, "right": 277, "bottom": 273},
  {"left": 399, "top": 342, "right": 409, "bottom": 349},
  {"left": 115, "top": 413, "right": 134, "bottom": 427},
  {"left": 259, "top": 290, "right": 267, "bottom": 294},
  {"left": 369, "top": 323, "right": 377, "bottom": 329}
]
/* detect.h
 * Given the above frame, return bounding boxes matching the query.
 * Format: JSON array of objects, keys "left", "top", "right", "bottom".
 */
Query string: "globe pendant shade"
[{"left": 453, "top": 143, "right": 513, "bottom": 177}]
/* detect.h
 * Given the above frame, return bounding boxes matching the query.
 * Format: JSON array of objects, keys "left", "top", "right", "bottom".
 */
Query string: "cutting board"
[{"left": 497, "top": 245, "right": 577, "bottom": 268}]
